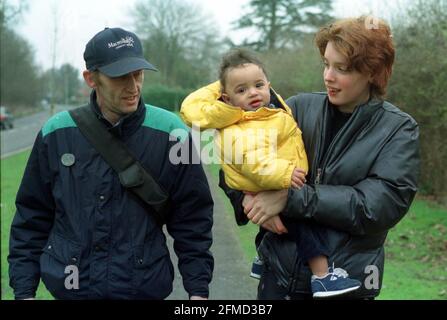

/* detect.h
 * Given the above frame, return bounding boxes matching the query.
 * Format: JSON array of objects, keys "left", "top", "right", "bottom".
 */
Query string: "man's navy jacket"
[{"left": 8, "top": 91, "right": 214, "bottom": 299}]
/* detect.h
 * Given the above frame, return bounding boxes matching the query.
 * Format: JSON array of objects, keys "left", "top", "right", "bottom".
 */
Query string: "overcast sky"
[{"left": 11, "top": 0, "right": 400, "bottom": 73}]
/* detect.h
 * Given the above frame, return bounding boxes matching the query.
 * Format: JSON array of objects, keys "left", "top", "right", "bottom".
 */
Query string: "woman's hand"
[
  {"left": 261, "top": 216, "right": 288, "bottom": 234},
  {"left": 243, "top": 189, "right": 288, "bottom": 225}
]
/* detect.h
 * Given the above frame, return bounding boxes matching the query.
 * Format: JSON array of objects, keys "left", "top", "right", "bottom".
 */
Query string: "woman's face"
[{"left": 323, "top": 41, "right": 372, "bottom": 113}]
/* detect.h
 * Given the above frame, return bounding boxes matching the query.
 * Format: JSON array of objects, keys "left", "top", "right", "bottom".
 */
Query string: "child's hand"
[
  {"left": 242, "top": 191, "right": 256, "bottom": 214},
  {"left": 291, "top": 168, "right": 306, "bottom": 189}
]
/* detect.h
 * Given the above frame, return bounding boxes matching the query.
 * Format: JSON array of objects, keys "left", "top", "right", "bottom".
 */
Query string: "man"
[{"left": 8, "top": 27, "right": 214, "bottom": 300}]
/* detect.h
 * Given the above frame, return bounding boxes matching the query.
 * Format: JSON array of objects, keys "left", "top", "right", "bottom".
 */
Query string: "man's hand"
[
  {"left": 242, "top": 191, "right": 256, "bottom": 210},
  {"left": 243, "top": 189, "right": 288, "bottom": 225},
  {"left": 291, "top": 168, "right": 306, "bottom": 189}
]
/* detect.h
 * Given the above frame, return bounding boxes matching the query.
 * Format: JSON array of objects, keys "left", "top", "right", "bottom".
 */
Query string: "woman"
[{"left": 220, "top": 16, "right": 420, "bottom": 299}]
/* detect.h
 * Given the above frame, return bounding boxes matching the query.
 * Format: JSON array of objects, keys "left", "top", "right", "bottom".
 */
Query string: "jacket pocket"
[
  {"left": 259, "top": 233, "right": 306, "bottom": 288},
  {"left": 40, "top": 232, "right": 82, "bottom": 299},
  {"left": 259, "top": 232, "right": 314, "bottom": 294},
  {"left": 131, "top": 236, "right": 173, "bottom": 299}
]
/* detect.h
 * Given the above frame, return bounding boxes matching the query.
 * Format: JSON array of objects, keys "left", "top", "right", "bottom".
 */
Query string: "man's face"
[
  {"left": 91, "top": 70, "right": 144, "bottom": 123},
  {"left": 222, "top": 63, "right": 271, "bottom": 112}
]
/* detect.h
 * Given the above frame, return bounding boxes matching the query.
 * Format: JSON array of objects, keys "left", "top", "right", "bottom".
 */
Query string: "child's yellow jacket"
[{"left": 181, "top": 81, "right": 308, "bottom": 192}]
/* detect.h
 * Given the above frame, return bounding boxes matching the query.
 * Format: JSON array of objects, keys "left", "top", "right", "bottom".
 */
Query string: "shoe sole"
[
  {"left": 313, "top": 285, "right": 361, "bottom": 298},
  {"left": 250, "top": 273, "right": 261, "bottom": 280}
]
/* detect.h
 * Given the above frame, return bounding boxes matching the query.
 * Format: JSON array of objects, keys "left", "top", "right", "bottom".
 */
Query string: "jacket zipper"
[
  {"left": 314, "top": 105, "right": 360, "bottom": 185},
  {"left": 315, "top": 168, "right": 322, "bottom": 185}
]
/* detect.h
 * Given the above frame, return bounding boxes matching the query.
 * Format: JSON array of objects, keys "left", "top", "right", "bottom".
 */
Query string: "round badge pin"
[{"left": 61, "top": 153, "right": 75, "bottom": 167}]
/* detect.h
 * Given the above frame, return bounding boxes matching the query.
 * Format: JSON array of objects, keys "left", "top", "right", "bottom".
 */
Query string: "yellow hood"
[{"left": 180, "top": 81, "right": 308, "bottom": 192}]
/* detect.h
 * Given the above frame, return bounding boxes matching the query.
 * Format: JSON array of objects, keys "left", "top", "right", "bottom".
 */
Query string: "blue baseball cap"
[{"left": 84, "top": 27, "right": 157, "bottom": 77}]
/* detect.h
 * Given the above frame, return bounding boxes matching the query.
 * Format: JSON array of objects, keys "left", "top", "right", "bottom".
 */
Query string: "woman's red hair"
[{"left": 315, "top": 16, "right": 395, "bottom": 98}]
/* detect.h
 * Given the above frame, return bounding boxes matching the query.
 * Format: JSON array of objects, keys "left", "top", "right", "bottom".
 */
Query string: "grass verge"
[
  {"left": 206, "top": 164, "right": 447, "bottom": 300},
  {"left": 1, "top": 150, "right": 53, "bottom": 300},
  {"left": 2, "top": 153, "right": 446, "bottom": 300}
]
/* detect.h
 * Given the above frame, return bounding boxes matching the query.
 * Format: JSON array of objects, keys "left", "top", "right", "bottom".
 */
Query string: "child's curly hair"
[{"left": 218, "top": 48, "right": 268, "bottom": 91}]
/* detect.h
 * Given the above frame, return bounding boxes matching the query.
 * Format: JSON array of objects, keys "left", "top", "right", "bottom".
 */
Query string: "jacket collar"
[
  {"left": 317, "top": 96, "right": 383, "bottom": 170},
  {"left": 326, "top": 96, "right": 383, "bottom": 133},
  {"left": 89, "top": 90, "right": 145, "bottom": 137},
  {"left": 269, "top": 88, "right": 287, "bottom": 110}
]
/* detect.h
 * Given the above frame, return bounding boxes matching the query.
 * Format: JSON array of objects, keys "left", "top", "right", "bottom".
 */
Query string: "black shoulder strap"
[{"left": 69, "top": 105, "right": 169, "bottom": 226}]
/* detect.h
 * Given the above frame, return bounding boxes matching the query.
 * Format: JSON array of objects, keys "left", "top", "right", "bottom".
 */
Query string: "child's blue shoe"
[
  {"left": 311, "top": 266, "right": 361, "bottom": 298},
  {"left": 250, "top": 256, "right": 264, "bottom": 279}
]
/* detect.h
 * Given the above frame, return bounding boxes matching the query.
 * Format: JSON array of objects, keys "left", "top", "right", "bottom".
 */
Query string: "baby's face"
[{"left": 222, "top": 63, "right": 271, "bottom": 111}]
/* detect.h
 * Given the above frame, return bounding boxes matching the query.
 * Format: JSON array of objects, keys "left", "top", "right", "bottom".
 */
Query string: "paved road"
[
  {"left": 1, "top": 105, "right": 73, "bottom": 158},
  {"left": 167, "top": 168, "right": 258, "bottom": 300},
  {"left": 1, "top": 108, "right": 259, "bottom": 300}
]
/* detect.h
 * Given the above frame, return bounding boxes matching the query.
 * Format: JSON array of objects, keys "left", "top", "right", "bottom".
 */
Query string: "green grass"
[
  {"left": 2, "top": 153, "right": 446, "bottom": 300},
  {"left": 207, "top": 165, "right": 447, "bottom": 300},
  {"left": 1, "top": 150, "right": 54, "bottom": 300},
  {"left": 206, "top": 163, "right": 261, "bottom": 264},
  {"left": 378, "top": 201, "right": 447, "bottom": 299}
]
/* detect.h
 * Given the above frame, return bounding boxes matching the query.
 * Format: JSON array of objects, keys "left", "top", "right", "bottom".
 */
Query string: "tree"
[
  {"left": 260, "top": 35, "right": 324, "bottom": 98},
  {"left": 0, "top": 0, "right": 28, "bottom": 34},
  {"left": 388, "top": 0, "right": 447, "bottom": 202},
  {"left": 0, "top": 26, "right": 43, "bottom": 108},
  {"left": 132, "top": 0, "right": 224, "bottom": 89},
  {"left": 40, "top": 64, "right": 82, "bottom": 105},
  {"left": 0, "top": 0, "right": 44, "bottom": 110},
  {"left": 233, "top": 0, "right": 333, "bottom": 51},
  {"left": 48, "top": 1, "right": 60, "bottom": 115}
]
